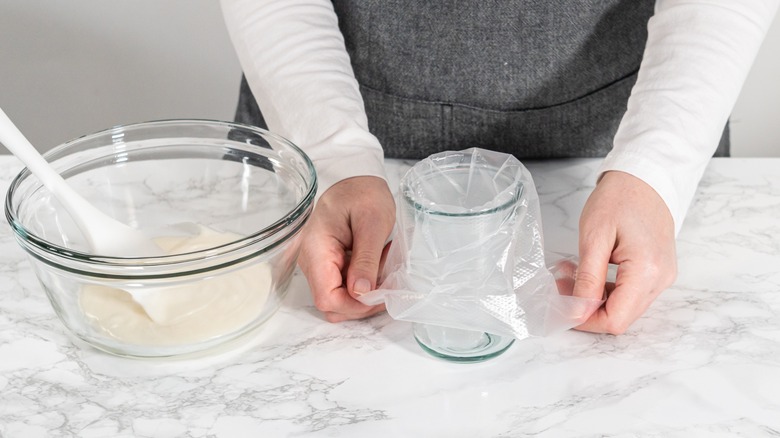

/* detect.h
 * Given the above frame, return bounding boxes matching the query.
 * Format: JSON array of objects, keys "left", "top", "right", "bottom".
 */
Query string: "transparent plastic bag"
[{"left": 359, "top": 148, "right": 603, "bottom": 340}]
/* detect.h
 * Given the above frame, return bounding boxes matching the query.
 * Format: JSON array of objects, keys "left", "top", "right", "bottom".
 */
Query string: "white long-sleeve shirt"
[{"left": 220, "top": 0, "right": 779, "bottom": 234}]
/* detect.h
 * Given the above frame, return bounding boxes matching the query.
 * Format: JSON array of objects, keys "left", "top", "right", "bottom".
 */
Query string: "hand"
[
  {"left": 297, "top": 176, "right": 396, "bottom": 322},
  {"left": 572, "top": 171, "right": 677, "bottom": 334}
]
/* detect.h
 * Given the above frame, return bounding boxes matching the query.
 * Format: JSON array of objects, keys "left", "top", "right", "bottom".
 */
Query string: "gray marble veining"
[{"left": 1, "top": 156, "right": 780, "bottom": 437}]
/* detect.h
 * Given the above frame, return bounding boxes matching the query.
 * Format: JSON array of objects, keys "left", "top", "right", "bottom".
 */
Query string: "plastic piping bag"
[{"left": 360, "top": 148, "right": 604, "bottom": 340}]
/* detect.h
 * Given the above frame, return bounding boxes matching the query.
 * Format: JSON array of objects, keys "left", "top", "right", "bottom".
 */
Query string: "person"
[{"left": 219, "top": 0, "right": 778, "bottom": 333}]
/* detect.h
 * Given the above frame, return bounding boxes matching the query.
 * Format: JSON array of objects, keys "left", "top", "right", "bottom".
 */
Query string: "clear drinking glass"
[{"left": 400, "top": 152, "right": 522, "bottom": 362}]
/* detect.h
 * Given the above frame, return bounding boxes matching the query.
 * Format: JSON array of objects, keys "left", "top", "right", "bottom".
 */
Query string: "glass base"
[{"left": 413, "top": 323, "right": 514, "bottom": 363}]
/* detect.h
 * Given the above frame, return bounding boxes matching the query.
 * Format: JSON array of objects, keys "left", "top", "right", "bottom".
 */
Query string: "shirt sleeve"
[
  {"left": 219, "top": 0, "right": 387, "bottom": 197},
  {"left": 599, "top": 0, "right": 779, "bottom": 235}
]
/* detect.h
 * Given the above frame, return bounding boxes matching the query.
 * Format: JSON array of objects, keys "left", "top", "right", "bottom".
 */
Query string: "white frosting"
[{"left": 79, "top": 227, "right": 273, "bottom": 346}]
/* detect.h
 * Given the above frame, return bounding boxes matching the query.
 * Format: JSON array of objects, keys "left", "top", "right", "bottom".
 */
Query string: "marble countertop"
[{"left": 2, "top": 155, "right": 780, "bottom": 437}]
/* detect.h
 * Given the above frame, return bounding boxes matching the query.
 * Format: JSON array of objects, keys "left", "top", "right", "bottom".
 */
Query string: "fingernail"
[{"left": 353, "top": 278, "right": 372, "bottom": 296}]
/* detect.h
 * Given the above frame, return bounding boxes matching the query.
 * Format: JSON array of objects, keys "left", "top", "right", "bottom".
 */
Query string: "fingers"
[
  {"left": 323, "top": 302, "right": 387, "bottom": 323},
  {"left": 298, "top": 224, "right": 383, "bottom": 321},
  {"left": 346, "top": 209, "right": 394, "bottom": 299},
  {"left": 576, "top": 261, "right": 654, "bottom": 334},
  {"left": 572, "top": 171, "right": 677, "bottom": 335},
  {"left": 298, "top": 176, "right": 395, "bottom": 322},
  {"left": 550, "top": 258, "right": 578, "bottom": 296},
  {"left": 303, "top": 248, "right": 385, "bottom": 321},
  {"left": 570, "top": 225, "right": 613, "bottom": 330},
  {"left": 571, "top": 224, "right": 613, "bottom": 301},
  {"left": 577, "top": 257, "right": 676, "bottom": 334}
]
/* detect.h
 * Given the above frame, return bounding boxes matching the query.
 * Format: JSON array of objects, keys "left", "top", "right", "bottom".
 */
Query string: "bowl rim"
[{"left": 4, "top": 119, "right": 317, "bottom": 271}]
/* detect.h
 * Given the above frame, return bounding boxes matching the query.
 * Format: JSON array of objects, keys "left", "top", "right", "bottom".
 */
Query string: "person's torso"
[{"left": 331, "top": 0, "right": 657, "bottom": 159}]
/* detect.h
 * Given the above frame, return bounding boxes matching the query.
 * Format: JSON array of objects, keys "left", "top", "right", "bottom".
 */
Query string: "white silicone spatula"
[
  {"left": 0, "top": 107, "right": 203, "bottom": 325},
  {"left": 0, "top": 107, "right": 163, "bottom": 257}
]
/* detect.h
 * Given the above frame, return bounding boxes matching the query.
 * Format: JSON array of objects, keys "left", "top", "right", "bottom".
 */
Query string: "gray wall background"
[{"left": 1, "top": 1, "right": 778, "bottom": 156}]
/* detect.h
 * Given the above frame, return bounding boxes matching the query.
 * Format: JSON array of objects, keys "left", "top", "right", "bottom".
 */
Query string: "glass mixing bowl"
[{"left": 4, "top": 120, "right": 316, "bottom": 357}]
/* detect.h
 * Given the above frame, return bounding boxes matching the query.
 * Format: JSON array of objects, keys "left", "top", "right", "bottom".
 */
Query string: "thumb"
[
  {"left": 346, "top": 214, "right": 393, "bottom": 299},
  {"left": 571, "top": 237, "right": 611, "bottom": 301}
]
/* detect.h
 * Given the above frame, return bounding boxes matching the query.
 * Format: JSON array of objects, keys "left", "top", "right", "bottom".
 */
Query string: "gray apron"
[{"left": 235, "top": 0, "right": 729, "bottom": 159}]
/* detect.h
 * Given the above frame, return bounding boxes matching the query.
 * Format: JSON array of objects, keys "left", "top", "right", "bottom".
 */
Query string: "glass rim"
[
  {"left": 4, "top": 119, "right": 317, "bottom": 270},
  {"left": 400, "top": 161, "right": 525, "bottom": 217}
]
